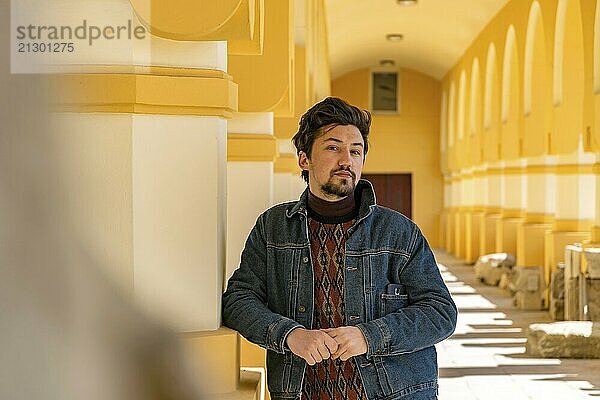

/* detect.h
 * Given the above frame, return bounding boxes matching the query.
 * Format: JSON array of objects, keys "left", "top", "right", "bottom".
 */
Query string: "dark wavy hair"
[{"left": 292, "top": 97, "right": 371, "bottom": 183}]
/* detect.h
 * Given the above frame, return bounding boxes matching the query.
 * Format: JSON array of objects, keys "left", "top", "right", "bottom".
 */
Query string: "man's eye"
[
  {"left": 351, "top": 150, "right": 362, "bottom": 156},
  {"left": 327, "top": 146, "right": 338, "bottom": 151}
]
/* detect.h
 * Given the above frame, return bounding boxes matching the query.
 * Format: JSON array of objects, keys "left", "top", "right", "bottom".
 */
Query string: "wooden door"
[{"left": 361, "top": 174, "right": 412, "bottom": 219}]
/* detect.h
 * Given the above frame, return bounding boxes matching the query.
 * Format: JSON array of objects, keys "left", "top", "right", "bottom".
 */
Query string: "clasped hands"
[{"left": 286, "top": 326, "right": 368, "bottom": 365}]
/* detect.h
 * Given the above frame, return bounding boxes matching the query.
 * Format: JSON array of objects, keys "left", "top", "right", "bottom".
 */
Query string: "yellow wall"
[
  {"left": 442, "top": 0, "right": 600, "bottom": 169},
  {"left": 332, "top": 68, "right": 442, "bottom": 247}
]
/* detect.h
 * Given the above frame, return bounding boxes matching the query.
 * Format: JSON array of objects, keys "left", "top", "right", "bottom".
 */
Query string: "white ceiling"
[{"left": 325, "top": 0, "right": 510, "bottom": 80}]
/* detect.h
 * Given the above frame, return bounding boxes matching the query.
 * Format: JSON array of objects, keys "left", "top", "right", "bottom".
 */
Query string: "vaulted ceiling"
[{"left": 325, "top": 0, "right": 510, "bottom": 80}]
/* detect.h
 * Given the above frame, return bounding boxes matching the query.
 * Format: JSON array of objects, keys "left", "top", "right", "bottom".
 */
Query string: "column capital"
[
  {"left": 129, "top": 0, "right": 264, "bottom": 54},
  {"left": 50, "top": 67, "right": 238, "bottom": 118}
]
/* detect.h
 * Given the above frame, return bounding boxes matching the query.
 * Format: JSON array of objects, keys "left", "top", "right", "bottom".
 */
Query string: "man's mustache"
[{"left": 331, "top": 167, "right": 355, "bottom": 179}]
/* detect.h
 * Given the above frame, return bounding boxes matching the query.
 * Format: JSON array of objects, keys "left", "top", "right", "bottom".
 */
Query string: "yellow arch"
[
  {"left": 469, "top": 58, "right": 483, "bottom": 165},
  {"left": 523, "top": 0, "right": 551, "bottom": 157},
  {"left": 483, "top": 42, "right": 501, "bottom": 162},
  {"left": 553, "top": 0, "right": 585, "bottom": 154},
  {"left": 500, "top": 25, "right": 521, "bottom": 160}
]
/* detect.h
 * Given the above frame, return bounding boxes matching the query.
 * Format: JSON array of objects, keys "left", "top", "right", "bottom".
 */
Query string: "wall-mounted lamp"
[
  {"left": 396, "top": 0, "right": 417, "bottom": 6},
  {"left": 380, "top": 59, "right": 395, "bottom": 66}
]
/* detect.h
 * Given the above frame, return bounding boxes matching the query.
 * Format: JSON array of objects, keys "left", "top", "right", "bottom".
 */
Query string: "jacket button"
[
  {"left": 298, "top": 305, "right": 306, "bottom": 313},
  {"left": 302, "top": 256, "right": 309, "bottom": 263}
]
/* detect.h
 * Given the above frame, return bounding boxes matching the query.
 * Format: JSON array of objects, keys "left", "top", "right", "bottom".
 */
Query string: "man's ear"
[{"left": 298, "top": 151, "right": 309, "bottom": 171}]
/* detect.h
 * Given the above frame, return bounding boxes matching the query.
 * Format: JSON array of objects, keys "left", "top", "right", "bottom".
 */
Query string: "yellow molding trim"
[
  {"left": 527, "top": 164, "right": 596, "bottom": 175},
  {"left": 525, "top": 165, "right": 557, "bottom": 174},
  {"left": 50, "top": 69, "right": 238, "bottom": 118},
  {"left": 501, "top": 208, "right": 524, "bottom": 218},
  {"left": 179, "top": 326, "right": 237, "bottom": 339},
  {"left": 591, "top": 226, "right": 600, "bottom": 243},
  {"left": 227, "top": 133, "right": 278, "bottom": 162},
  {"left": 524, "top": 212, "right": 555, "bottom": 224},
  {"left": 455, "top": 164, "right": 600, "bottom": 177},
  {"left": 553, "top": 219, "right": 593, "bottom": 232},
  {"left": 501, "top": 167, "right": 526, "bottom": 175},
  {"left": 274, "top": 153, "right": 298, "bottom": 173},
  {"left": 484, "top": 206, "right": 502, "bottom": 214}
]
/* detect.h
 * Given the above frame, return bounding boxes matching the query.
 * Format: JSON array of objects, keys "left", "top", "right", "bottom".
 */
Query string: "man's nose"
[{"left": 338, "top": 150, "right": 352, "bottom": 167}]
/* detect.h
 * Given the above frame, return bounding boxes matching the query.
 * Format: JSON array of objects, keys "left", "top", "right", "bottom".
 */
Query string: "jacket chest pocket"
[
  {"left": 379, "top": 283, "right": 409, "bottom": 317},
  {"left": 379, "top": 293, "right": 409, "bottom": 316},
  {"left": 267, "top": 246, "right": 305, "bottom": 318}
]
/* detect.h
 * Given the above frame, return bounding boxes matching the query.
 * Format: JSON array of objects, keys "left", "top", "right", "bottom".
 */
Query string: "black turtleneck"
[{"left": 307, "top": 189, "right": 360, "bottom": 224}]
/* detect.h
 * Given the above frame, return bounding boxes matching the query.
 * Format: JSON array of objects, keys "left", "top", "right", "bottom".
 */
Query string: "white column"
[
  {"left": 555, "top": 141, "right": 596, "bottom": 224},
  {"left": 526, "top": 155, "right": 557, "bottom": 216},
  {"left": 274, "top": 139, "right": 306, "bottom": 204},
  {"left": 226, "top": 112, "right": 275, "bottom": 281}
]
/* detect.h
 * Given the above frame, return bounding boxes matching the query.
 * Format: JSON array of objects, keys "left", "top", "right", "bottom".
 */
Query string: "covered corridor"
[
  {"left": 436, "top": 250, "right": 600, "bottom": 400},
  {"left": 3, "top": 0, "right": 600, "bottom": 399}
]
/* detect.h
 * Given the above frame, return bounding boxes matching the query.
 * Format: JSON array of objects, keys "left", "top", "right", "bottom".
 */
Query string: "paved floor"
[{"left": 435, "top": 250, "right": 600, "bottom": 400}]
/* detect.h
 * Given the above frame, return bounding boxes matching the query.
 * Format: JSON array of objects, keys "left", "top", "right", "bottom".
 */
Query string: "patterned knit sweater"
[{"left": 301, "top": 192, "right": 367, "bottom": 400}]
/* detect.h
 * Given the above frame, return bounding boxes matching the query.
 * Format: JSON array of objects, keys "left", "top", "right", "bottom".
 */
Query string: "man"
[{"left": 222, "top": 97, "right": 457, "bottom": 400}]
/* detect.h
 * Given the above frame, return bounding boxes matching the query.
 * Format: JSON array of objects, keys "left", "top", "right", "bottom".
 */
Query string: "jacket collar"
[{"left": 285, "top": 179, "right": 376, "bottom": 220}]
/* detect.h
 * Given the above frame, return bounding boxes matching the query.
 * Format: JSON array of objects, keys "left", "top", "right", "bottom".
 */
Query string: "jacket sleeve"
[
  {"left": 357, "top": 225, "right": 457, "bottom": 358},
  {"left": 222, "top": 214, "right": 302, "bottom": 354}
]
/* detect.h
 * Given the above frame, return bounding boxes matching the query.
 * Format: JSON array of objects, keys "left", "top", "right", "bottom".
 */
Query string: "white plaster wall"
[
  {"left": 444, "top": 181, "right": 451, "bottom": 208},
  {"left": 578, "top": 174, "right": 596, "bottom": 221},
  {"left": 451, "top": 179, "right": 461, "bottom": 207},
  {"left": 51, "top": 113, "right": 134, "bottom": 293},
  {"left": 132, "top": 115, "right": 227, "bottom": 331},
  {"left": 274, "top": 173, "right": 305, "bottom": 205},
  {"left": 504, "top": 174, "right": 523, "bottom": 209},
  {"left": 460, "top": 169, "right": 474, "bottom": 207},
  {"left": 527, "top": 156, "right": 557, "bottom": 214},
  {"left": 526, "top": 174, "right": 542, "bottom": 213},
  {"left": 554, "top": 149, "right": 596, "bottom": 221},
  {"left": 555, "top": 175, "right": 583, "bottom": 219},
  {"left": 226, "top": 162, "right": 273, "bottom": 282},
  {"left": 488, "top": 174, "right": 502, "bottom": 207},
  {"left": 292, "top": 175, "right": 307, "bottom": 198},
  {"left": 228, "top": 112, "right": 274, "bottom": 134}
]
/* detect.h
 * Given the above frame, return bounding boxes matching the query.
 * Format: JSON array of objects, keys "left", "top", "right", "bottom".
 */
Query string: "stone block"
[
  {"left": 527, "top": 321, "right": 600, "bottom": 358},
  {"left": 549, "top": 267, "right": 565, "bottom": 321},
  {"left": 584, "top": 248, "right": 600, "bottom": 279},
  {"left": 474, "top": 253, "right": 516, "bottom": 286},
  {"left": 510, "top": 266, "right": 546, "bottom": 310},
  {"left": 565, "top": 277, "right": 580, "bottom": 320},
  {"left": 550, "top": 297, "right": 564, "bottom": 321},
  {"left": 587, "top": 278, "right": 600, "bottom": 321}
]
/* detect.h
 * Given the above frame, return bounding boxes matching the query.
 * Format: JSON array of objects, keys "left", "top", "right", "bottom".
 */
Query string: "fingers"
[
  {"left": 322, "top": 327, "right": 337, "bottom": 337},
  {"left": 331, "top": 342, "right": 347, "bottom": 360},
  {"left": 324, "top": 334, "right": 339, "bottom": 353},
  {"left": 304, "top": 353, "right": 317, "bottom": 366},
  {"left": 316, "top": 343, "right": 330, "bottom": 360}
]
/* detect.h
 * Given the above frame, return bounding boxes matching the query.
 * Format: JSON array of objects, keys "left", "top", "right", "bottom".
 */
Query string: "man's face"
[{"left": 298, "top": 124, "right": 365, "bottom": 201}]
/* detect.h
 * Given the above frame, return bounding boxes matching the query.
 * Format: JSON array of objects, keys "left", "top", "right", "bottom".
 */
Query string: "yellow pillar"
[
  {"left": 544, "top": 150, "right": 595, "bottom": 285},
  {"left": 495, "top": 161, "right": 525, "bottom": 256},
  {"left": 480, "top": 165, "right": 502, "bottom": 256},
  {"left": 516, "top": 158, "right": 556, "bottom": 268}
]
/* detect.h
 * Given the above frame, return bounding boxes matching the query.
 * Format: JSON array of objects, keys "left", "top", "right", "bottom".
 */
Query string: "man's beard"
[{"left": 320, "top": 168, "right": 356, "bottom": 198}]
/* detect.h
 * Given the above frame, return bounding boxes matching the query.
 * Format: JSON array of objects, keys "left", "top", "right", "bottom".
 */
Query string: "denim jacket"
[{"left": 222, "top": 180, "right": 457, "bottom": 400}]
